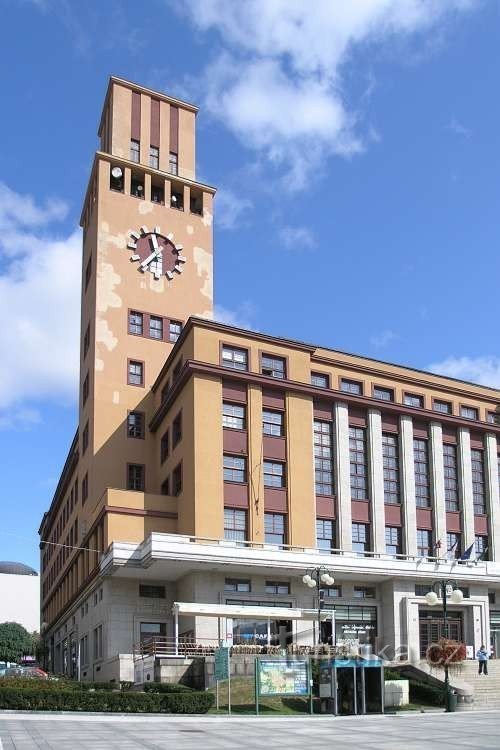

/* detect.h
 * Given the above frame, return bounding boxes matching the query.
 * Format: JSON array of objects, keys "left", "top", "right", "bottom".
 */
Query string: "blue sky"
[{"left": 0, "top": 0, "right": 499, "bottom": 569}]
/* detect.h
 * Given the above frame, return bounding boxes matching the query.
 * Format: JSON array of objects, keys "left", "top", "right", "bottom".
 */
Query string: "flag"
[
  {"left": 435, "top": 539, "right": 442, "bottom": 550},
  {"left": 476, "top": 546, "right": 489, "bottom": 563},
  {"left": 458, "top": 543, "right": 475, "bottom": 561}
]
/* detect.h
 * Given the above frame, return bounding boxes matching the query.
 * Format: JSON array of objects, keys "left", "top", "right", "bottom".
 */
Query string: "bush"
[
  {"left": 409, "top": 680, "right": 444, "bottom": 707},
  {"left": 161, "top": 691, "right": 214, "bottom": 714},
  {"left": 143, "top": 682, "right": 194, "bottom": 694}
]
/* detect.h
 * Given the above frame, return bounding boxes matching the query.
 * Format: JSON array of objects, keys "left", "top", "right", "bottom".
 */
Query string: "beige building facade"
[{"left": 40, "top": 77, "right": 500, "bottom": 683}]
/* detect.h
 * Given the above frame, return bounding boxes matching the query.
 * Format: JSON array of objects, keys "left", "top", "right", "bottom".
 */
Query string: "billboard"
[{"left": 257, "top": 659, "right": 309, "bottom": 696}]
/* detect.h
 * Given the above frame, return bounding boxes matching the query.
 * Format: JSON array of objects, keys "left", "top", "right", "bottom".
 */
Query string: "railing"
[
  {"left": 133, "top": 637, "right": 358, "bottom": 660},
  {"left": 133, "top": 637, "right": 218, "bottom": 659}
]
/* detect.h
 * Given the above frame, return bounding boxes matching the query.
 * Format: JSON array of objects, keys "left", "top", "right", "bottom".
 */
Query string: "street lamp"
[
  {"left": 302, "top": 566, "right": 335, "bottom": 646},
  {"left": 424, "top": 579, "right": 464, "bottom": 711}
]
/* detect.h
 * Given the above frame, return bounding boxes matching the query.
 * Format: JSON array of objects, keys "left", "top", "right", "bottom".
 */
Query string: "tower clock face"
[{"left": 127, "top": 225, "right": 186, "bottom": 281}]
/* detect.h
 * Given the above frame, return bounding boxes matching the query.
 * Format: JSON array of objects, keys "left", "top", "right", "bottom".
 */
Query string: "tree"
[{"left": 0, "top": 622, "right": 34, "bottom": 663}]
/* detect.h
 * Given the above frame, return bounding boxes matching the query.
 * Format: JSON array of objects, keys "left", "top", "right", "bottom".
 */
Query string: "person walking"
[{"left": 476, "top": 644, "right": 489, "bottom": 675}]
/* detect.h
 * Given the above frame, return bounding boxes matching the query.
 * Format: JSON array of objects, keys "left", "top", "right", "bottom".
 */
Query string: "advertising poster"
[{"left": 258, "top": 659, "right": 309, "bottom": 696}]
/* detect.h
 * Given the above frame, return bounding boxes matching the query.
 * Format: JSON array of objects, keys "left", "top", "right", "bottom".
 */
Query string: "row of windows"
[
  {"left": 129, "top": 139, "right": 178, "bottom": 174},
  {"left": 129, "top": 310, "right": 182, "bottom": 343},
  {"left": 223, "top": 454, "right": 286, "bottom": 488},
  {"left": 222, "top": 402, "right": 285, "bottom": 437},
  {"left": 110, "top": 161, "right": 203, "bottom": 214}
]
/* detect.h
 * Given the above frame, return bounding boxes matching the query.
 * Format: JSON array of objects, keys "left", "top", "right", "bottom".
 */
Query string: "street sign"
[{"left": 214, "top": 646, "right": 230, "bottom": 681}]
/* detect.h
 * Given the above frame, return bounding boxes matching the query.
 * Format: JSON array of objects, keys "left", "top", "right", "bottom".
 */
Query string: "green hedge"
[
  {"left": 409, "top": 681, "right": 444, "bottom": 707},
  {"left": 143, "top": 682, "right": 194, "bottom": 694},
  {"left": 0, "top": 687, "right": 214, "bottom": 713}
]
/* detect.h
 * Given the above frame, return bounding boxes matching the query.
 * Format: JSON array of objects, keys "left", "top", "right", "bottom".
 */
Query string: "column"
[
  {"left": 400, "top": 415, "right": 417, "bottom": 557},
  {"left": 485, "top": 433, "right": 500, "bottom": 561},
  {"left": 367, "top": 409, "right": 386, "bottom": 554},
  {"left": 458, "top": 427, "right": 475, "bottom": 550},
  {"left": 334, "top": 402, "right": 352, "bottom": 552},
  {"left": 247, "top": 384, "right": 265, "bottom": 544},
  {"left": 429, "top": 422, "right": 447, "bottom": 551}
]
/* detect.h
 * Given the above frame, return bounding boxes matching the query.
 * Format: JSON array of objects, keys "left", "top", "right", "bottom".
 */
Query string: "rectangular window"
[
  {"left": 475, "top": 535, "right": 488, "bottom": 559},
  {"left": 160, "top": 430, "right": 169, "bottom": 463},
  {"left": 262, "top": 410, "right": 284, "bottom": 437},
  {"left": 223, "top": 402, "right": 246, "bottom": 430},
  {"left": 414, "top": 438, "right": 431, "bottom": 508},
  {"left": 316, "top": 518, "right": 334, "bottom": 552},
  {"left": 471, "top": 448, "right": 486, "bottom": 514},
  {"left": 433, "top": 399, "right": 452, "bottom": 415},
  {"left": 415, "top": 584, "right": 432, "bottom": 597},
  {"left": 131, "top": 174, "right": 144, "bottom": 198},
  {"left": 169, "top": 152, "right": 178, "bottom": 175},
  {"left": 82, "top": 421, "right": 89, "bottom": 454},
  {"left": 382, "top": 433, "right": 400, "bottom": 504},
  {"left": 151, "top": 183, "right": 164, "bottom": 204},
  {"left": 85, "top": 256, "right": 92, "bottom": 291},
  {"left": 172, "top": 463, "right": 182, "bottom": 496},
  {"left": 127, "top": 411, "right": 144, "bottom": 439},
  {"left": 149, "top": 145, "right": 159, "bottom": 169},
  {"left": 224, "top": 509, "right": 247, "bottom": 543},
  {"left": 127, "top": 464, "right": 145, "bottom": 491},
  {"left": 82, "top": 472, "right": 88, "bottom": 504},
  {"left": 93, "top": 624, "right": 103, "bottom": 660},
  {"left": 373, "top": 386, "right": 394, "bottom": 402},
  {"left": 263, "top": 461, "right": 285, "bottom": 488},
  {"left": 139, "top": 584, "right": 165, "bottom": 599},
  {"left": 261, "top": 354, "right": 286, "bottom": 379},
  {"left": 385, "top": 526, "right": 402, "bottom": 555},
  {"left": 169, "top": 320, "right": 182, "bottom": 342},
  {"left": 460, "top": 405, "right": 478, "bottom": 421},
  {"left": 264, "top": 513, "right": 286, "bottom": 546},
  {"left": 222, "top": 345, "right": 248, "bottom": 371},
  {"left": 128, "top": 310, "right": 143, "bottom": 336},
  {"left": 487, "top": 411, "right": 498, "bottom": 425},
  {"left": 170, "top": 187, "right": 183, "bottom": 210},
  {"left": 160, "top": 477, "right": 170, "bottom": 496},
  {"left": 417, "top": 528, "right": 432, "bottom": 558},
  {"left": 352, "top": 523, "right": 369, "bottom": 554},
  {"left": 353, "top": 586, "right": 375, "bottom": 599},
  {"left": 324, "top": 585, "right": 342, "bottom": 598},
  {"left": 446, "top": 532, "right": 461, "bottom": 560},
  {"left": 130, "top": 139, "right": 140, "bottom": 163},
  {"left": 404, "top": 393, "right": 424, "bottom": 408},
  {"left": 149, "top": 315, "right": 163, "bottom": 340},
  {"left": 83, "top": 323, "right": 90, "bottom": 358},
  {"left": 311, "top": 372, "right": 329, "bottom": 388},
  {"left": 82, "top": 373, "right": 89, "bottom": 405},
  {"left": 172, "top": 412, "right": 182, "bottom": 448},
  {"left": 341, "top": 379, "right": 362, "bottom": 395},
  {"left": 349, "top": 426, "right": 368, "bottom": 500},
  {"left": 80, "top": 635, "right": 88, "bottom": 666},
  {"left": 443, "top": 443, "right": 459, "bottom": 511},
  {"left": 128, "top": 360, "right": 144, "bottom": 386},
  {"left": 265, "top": 581, "right": 290, "bottom": 595},
  {"left": 224, "top": 578, "right": 250, "bottom": 592},
  {"left": 314, "top": 419, "right": 334, "bottom": 496},
  {"left": 224, "top": 454, "right": 246, "bottom": 483}
]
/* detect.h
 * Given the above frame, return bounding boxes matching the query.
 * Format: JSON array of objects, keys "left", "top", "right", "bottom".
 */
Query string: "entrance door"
[{"left": 419, "top": 611, "right": 463, "bottom": 657}]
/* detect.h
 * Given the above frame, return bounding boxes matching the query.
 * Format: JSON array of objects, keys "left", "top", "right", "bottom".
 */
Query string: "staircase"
[{"left": 458, "top": 660, "right": 500, "bottom": 709}]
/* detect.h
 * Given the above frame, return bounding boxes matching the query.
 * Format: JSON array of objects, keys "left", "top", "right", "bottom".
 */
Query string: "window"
[
  {"left": 169, "top": 320, "right": 182, "bottom": 342},
  {"left": 223, "top": 454, "right": 247, "bottom": 483},
  {"left": 475, "top": 535, "right": 488, "bottom": 559},
  {"left": 382, "top": 433, "right": 400, "bottom": 504},
  {"left": 127, "top": 411, "right": 144, "bottom": 439},
  {"left": 324, "top": 585, "right": 342, "bottom": 598},
  {"left": 149, "top": 315, "right": 163, "bottom": 340},
  {"left": 169, "top": 152, "right": 178, "bottom": 175},
  {"left": 82, "top": 421, "right": 89, "bottom": 454},
  {"left": 314, "top": 419, "right": 334, "bottom": 496},
  {"left": 131, "top": 174, "right": 144, "bottom": 198},
  {"left": 487, "top": 411, "right": 498, "bottom": 425},
  {"left": 414, "top": 438, "right": 431, "bottom": 508},
  {"left": 443, "top": 443, "right": 459, "bottom": 512},
  {"left": 127, "top": 464, "right": 145, "bottom": 491},
  {"left": 172, "top": 463, "right": 182, "bottom": 496},
  {"left": 316, "top": 518, "right": 334, "bottom": 552},
  {"left": 82, "top": 473, "right": 88, "bottom": 505},
  {"left": 130, "top": 139, "right": 140, "bottom": 163},
  {"left": 93, "top": 624, "right": 103, "bottom": 660},
  {"left": 349, "top": 427, "right": 368, "bottom": 500},
  {"left": 341, "top": 379, "right": 362, "bottom": 395},
  {"left": 85, "top": 256, "right": 92, "bottom": 291},
  {"left": 128, "top": 360, "right": 144, "bottom": 386},
  {"left": 264, "top": 581, "right": 290, "bottom": 595},
  {"left": 446, "top": 532, "right": 461, "bottom": 559},
  {"left": 222, "top": 345, "right": 248, "bottom": 371},
  {"left": 82, "top": 373, "right": 89, "bottom": 405},
  {"left": 224, "top": 578, "right": 250, "bottom": 593},
  {"left": 172, "top": 412, "right": 182, "bottom": 448},
  {"left": 264, "top": 513, "right": 286, "bottom": 546},
  {"left": 83, "top": 323, "right": 90, "bottom": 358},
  {"left": 190, "top": 191, "right": 203, "bottom": 215},
  {"left": 151, "top": 183, "right": 164, "bottom": 204},
  {"left": 263, "top": 410, "right": 284, "bottom": 437},
  {"left": 160, "top": 430, "right": 169, "bottom": 463},
  {"left": 352, "top": 523, "right": 369, "bottom": 554},
  {"left": 471, "top": 449, "right": 486, "bottom": 514},
  {"left": 160, "top": 477, "right": 170, "bottom": 496},
  {"left": 353, "top": 586, "right": 375, "bottom": 599},
  {"left": 417, "top": 529, "right": 432, "bottom": 558},
  {"left": 261, "top": 354, "right": 286, "bottom": 379},
  {"left": 224, "top": 509, "right": 247, "bottom": 542},
  {"left": 373, "top": 386, "right": 394, "bottom": 402},
  {"left": 110, "top": 166, "right": 123, "bottom": 192},
  {"left": 170, "top": 187, "right": 183, "bottom": 210},
  {"left": 263, "top": 461, "right": 285, "bottom": 488},
  {"left": 80, "top": 635, "right": 88, "bottom": 666},
  {"left": 311, "top": 372, "right": 329, "bottom": 388},
  {"left": 223, "top": 402, "right": 246, "bottom": 430},
  {"left": 415, "top": 584, "right": 432, "bottom": 597},
  {"left": 149, "top": 145, "right": 159, "bottom": 169},
  {"left": 404, "top": 393, "right": 424, "bottom": 408},
  {"left": 128, "top": 310, "right": 143, "bottom": 336},
  {"left": 433, "top": 399, "right": 452, "bottom": 415},
  {"left": 139, "top": 584, "right": 165, "bottom": 599},
  {"left": 385, "top": 526, "right": 402, "bottom": 556},
  {"left": 488, "top": 592, "right": 496, "bottom": 605},
  {"left": 461, "top": 405, "right": 478, "bottom": 421}
]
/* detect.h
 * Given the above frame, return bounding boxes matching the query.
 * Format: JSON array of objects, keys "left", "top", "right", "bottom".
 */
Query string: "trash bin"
[{"left": 446, "top": 690, "right": 458, "bottom": 712}]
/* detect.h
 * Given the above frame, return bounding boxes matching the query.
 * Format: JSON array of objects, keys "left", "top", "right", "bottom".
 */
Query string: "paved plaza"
[{"left": 0, "top": 711, "right": 499, "bottom": 749}]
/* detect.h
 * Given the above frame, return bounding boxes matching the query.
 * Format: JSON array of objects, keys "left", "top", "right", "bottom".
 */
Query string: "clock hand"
[{"left": 140, "top": 247, "right": 161, "bottom": 269}]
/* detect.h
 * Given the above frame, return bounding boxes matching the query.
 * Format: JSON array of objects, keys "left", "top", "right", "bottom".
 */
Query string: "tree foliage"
[{"left": 0, "top": 622, "right": 34, "bottom": 662}]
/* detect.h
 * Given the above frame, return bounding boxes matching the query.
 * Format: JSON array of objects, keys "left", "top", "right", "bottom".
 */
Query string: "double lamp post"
[{"left": 302, "top": 566, "right": 335, "bottom": 646}]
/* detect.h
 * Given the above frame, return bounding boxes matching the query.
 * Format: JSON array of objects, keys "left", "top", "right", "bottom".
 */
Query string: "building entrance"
[
  {"left": 490, "top": 612, "right": 500, "bottom": 658},
  {"left": 419, "top": 610, "right": 463, "bottom": 657}
]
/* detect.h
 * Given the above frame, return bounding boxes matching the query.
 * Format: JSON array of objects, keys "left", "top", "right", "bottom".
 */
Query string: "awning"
[{"left": 172, "top": 601, "right": 330, "bottom": 620}]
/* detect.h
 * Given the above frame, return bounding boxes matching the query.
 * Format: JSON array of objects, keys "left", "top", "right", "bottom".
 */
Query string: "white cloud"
[
  {"left": 213, "top": 302, "right": 256, "bottom": 330},
  {"left": 448, "top": 116, "right": 471, "bottom": 138},
  {"left": 0, "top": 183, "right": 80, "bottom": 418},
  {"left": 427, "top": 356, "right": 500, "bottom": 388},
  {"left": 215, "top": 187, "right": 253, "bottom": 230},
  {"left": 370, "top": 329, "right": 399, "bottom": 349},
  {"left": 278, "top": 225, "right": 316, "bottom": 251},
  {"left": 180, "top": 0, "right": 478, "bottom": 189}
]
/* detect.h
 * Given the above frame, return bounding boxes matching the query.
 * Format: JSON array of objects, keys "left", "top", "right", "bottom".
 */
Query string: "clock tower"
[{"left": 79, "top": 76, "right": 215, "bottom": 510}]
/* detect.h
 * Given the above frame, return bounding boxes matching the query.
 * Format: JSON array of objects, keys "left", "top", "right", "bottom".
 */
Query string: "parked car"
[{"left": 1, "top": 666, "right": 48, "bottom": 679}]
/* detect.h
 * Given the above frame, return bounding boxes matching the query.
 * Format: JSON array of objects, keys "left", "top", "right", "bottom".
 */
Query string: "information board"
[
  {"left": 214, "top": 646, "right": 230, "bottom": 681},
  {"left": 258, "top": 659, "right": 309, "bottom": 696}
]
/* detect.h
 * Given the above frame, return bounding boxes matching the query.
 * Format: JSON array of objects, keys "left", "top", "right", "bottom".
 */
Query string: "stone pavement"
[{"left": 0, "top": 710, "right": 499, "bottom": 749}]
